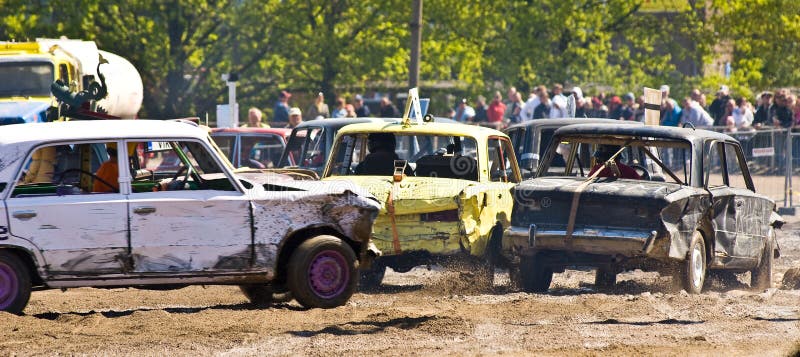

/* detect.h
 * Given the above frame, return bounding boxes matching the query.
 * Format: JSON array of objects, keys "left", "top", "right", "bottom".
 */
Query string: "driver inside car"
[
  {"left": 93, "top": 146, "right": 120, "bottom": 192},
  {"left": 588, "top": 144, "right": 641, "bottom": 180},
  {"left": 355, "top": 132, "right": 413, "bottom": 176}
]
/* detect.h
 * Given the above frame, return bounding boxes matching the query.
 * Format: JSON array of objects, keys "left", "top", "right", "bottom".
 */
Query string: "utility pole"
[{"left": 409, "top": 0, "right": 422, "bottom": 88}]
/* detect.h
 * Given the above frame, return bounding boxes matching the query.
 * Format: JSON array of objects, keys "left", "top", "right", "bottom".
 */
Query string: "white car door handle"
[
  {"left": 12, "top": 211, "right": 37, "bottom": 219},
  {"left": 133, "top": 207, "right": 156, "bottom": 215}
]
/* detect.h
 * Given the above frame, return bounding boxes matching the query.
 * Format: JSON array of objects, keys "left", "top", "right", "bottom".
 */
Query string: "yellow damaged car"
[{"left": 321, "top": 120, "right": 521, "bottom": 288}]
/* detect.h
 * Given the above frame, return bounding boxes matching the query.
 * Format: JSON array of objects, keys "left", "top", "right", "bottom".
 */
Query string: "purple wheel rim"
[
  {"left": 0, "top": 262, "right": 19, "bottom": 310},
  {"left": 308, "top": 250, "right": 349, "bottom": 299}
]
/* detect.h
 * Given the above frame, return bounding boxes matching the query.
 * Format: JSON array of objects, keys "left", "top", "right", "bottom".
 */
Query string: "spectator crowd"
[{"left": 241, "top": 85, "right": 800, "bottom": 135}]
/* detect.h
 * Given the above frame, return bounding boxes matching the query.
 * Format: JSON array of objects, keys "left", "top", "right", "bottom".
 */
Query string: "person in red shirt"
[
  {"left": 588, "top": 145, "right": 641, "bottom": 179},
  {"left": 487, "top": 91, "right": 506, "bottom": 128}
]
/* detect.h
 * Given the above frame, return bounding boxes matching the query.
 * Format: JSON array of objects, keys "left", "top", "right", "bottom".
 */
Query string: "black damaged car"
[{"left": 502, "top": 124, "right": 783, "bottom": 294}]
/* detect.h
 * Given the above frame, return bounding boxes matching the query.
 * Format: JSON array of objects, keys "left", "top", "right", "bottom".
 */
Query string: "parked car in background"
[
  {"left": 211, "top": 127, "right": 292, "bottom": 169},
  {"left": 504, "top": 118, "right": 642, "bottom": 179},
  {"left": 503, "top": 124, "right": 783, "bottom": 294},
  {"left": 0, "top": 120, "right": 379, "bottom": 314},
  {"left": 322, "top": 120, "right": 520, "bottom": 288}
]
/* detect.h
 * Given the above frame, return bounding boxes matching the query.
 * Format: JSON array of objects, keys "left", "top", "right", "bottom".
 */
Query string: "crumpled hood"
[
  {"left": 516, "top": 177, "right": 685, "bottom": 201},
  {"left": 324, "top": 176, "right": 475, "bottom": 214}
]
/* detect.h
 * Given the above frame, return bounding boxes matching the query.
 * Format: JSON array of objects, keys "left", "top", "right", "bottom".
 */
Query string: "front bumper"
[{"left": 503, "top": 224, "right": 660, "bottom": 258}]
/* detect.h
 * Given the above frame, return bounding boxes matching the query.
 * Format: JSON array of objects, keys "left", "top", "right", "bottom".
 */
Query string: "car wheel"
[
  {"left": 594, "top": 266, "right": 617, "bottom": 289},
  {"left": 681, "top": 231, "right": 707, "bottom": 294},
  {"left": 287, "top": 235, "right": 358, "bottom": 309},
  {"left": 0, "top": 251, "right": 32, "bottom": 315},
  {"left": 359, "top": 260, "right": 386, "bottom": 291},
  {"left": 751, "top": 228, "right": 775, "bottom": 290},
  {"left": 518, "top": 254, "right": 552, "bottom": 293}
]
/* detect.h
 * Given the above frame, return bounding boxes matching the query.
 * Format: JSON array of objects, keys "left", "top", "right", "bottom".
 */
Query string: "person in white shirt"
[
  {"left": 521, "top": 86, "right": 543, "bottom": 121},
  {"left": 549, "top": 83, "right": 568, "bottom": 118},
  {"left": 680, "top": 97, "right": 714, "bottom": 127}
]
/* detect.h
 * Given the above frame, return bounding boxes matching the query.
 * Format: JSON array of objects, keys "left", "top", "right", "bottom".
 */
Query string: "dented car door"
[
  {"left": 5, "top": 141, "right": 129, "bottom": 277},
  {"left": 127, "top": 140, "right": 253, "bottom": 274}
]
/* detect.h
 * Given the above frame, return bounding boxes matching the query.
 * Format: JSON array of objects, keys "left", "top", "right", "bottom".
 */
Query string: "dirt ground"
[{"left": 3, "top": 220, "right": 800, "bottom": 356}]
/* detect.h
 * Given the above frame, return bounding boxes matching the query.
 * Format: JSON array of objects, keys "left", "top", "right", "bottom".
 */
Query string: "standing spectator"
[
  {"left": 709, "top": 85, "right": 732, "bottom": 126},
  {"left": 508, "top": 92, "right": 524, "bottom": 124},
  {"left": 345, "top": 104, "right": 357, "bottom": 118},
  {"left": 473, "top": 95, "right": 488, "bottom": 123},
  {"left": 454, "top": 98, "right": 476, "bottom": 123},
  {"left": 660, "top": 98, "right": 682, "bottom": 126},
  {"left": 487, "top": 91, "right": 506, "bottom": 126},
  {"left": 521, "top": 86, "right": 542, "bottom": 121},
  {"left": 242, "top": 107, "right": 270, "bottom": 128},
  {"left": 572, "top": 86, "right": 586, "bottom": 118},
  {"left": 533, "top": 91, "right": 551, "bottom": 119},
  {"left": 753, "top": 91, "right": 773, "bottom": 128},
  {"left": 353, "top": 94, "right": 371, "bottom": 117},
  {"left": 633, "top": 95, "right": 646, "bottom": 123},
  {"left": 379, "top": 96, "right": 400, "bottom": 117},
  {"left": 549, "top": 84, "right": 568, "bottom": 118},
  {"left": 620, "top": 92, "right": 636, "bottom": 121},
  {"left": 659, "top": 85, "right": 672, "bottom": 122},
  {"left": 690, "top": 88, "right": 707, "bottom": 110},
  {"left": 793, "top": 96, "right": 800, "bottom": 127},
  {"left": 772, "top": 91, "right": 794, "bottom": 128},
  {"left": 608, "top": 96, "right": 623, "bottom": 120},
  {"left": 590, "top": 97, "right": 609, "bottom": 118},
  {"left": 305, "top": 92, "right": 330, "bottom": 120},
  {"left": 286, "top": 107, "right": 303, "bottom": 128},
  {"left": 331, "top": 97, "right": 347, "bottom": 118},
  {"left": 274, "top": 90, "right": 291, "bottom": 124},
  {"left": 732, "top": 97, "right": 754, "bottom": 130},
  {"left": 503, "top": 86, "right": 517, "bottom": 119},
  {"left": 680, "top": 97, "right": 713, "bottom": 127}
]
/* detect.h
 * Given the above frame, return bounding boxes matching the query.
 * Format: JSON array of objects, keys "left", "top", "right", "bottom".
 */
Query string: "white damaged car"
[{"left": 0, "top": 120, "right": 379, "bottom": 314}]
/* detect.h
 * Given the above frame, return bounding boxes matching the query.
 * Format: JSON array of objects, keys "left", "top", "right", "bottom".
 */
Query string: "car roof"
[
  {"left": 211, "top": 127, "right": 292, "bottom": 137},
  {"left": 553, "top": 123, "right": 736, "bottom": 145},
  {"left": 293, "top": 116, "right": 460, "bottom": 131},
  {"left": 0, "top": 120, "right": 211, "bottom": 187},
  {"left": 336, "top": 121, "right": 508, "bottom": 139},
  {"left": 0, "top": 120, "right": 209, "bottom": 146},
  {"left": 504, "top": 118, "right": 641, "bottom": 132}
]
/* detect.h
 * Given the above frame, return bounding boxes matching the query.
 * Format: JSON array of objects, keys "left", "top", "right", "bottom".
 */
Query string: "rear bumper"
[{"left": 503, "top": 225, "right": 660, "bottom": 258}]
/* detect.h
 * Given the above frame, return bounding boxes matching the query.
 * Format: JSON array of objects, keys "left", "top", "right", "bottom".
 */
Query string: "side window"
[
  {"left": 488, "top": 138, "right": 517, "bottom": 183},
  {"left": 302, "top": 128, "right": 325, "bottom": 169},
  {"left": 282, "top": 129, "right": 308, "bottom": 167},
  {"left": 58, "top": 63, "right": 70, "bottom": 82},
  {"left": 212, "top": 135, "right": 237, "bottom": 165},
  {"left": 706, "top": 142, "right": 726, "bottom": 187},
  {"left": 12, "top": 141, "right": 115, "bottom": 197},
  {"left": 241, "top": 135, "right": 284, "bottom": 169},
  {"left": 327, "top": 134, "right": 365, "bottom": 176},
  {"left": 724, "top": 143, "right": 749, "bottom": 189},
  {"left": 139, "top": 140, "right": 236, "bottom": 192}
]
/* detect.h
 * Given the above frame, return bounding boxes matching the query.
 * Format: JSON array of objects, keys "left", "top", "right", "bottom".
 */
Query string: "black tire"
[
  {"left": 751, "top": 228, "right": 775, "bottom": 290},
  {"left": 239, "top": 284, "right": 274, "bottom": 306},
  {"left": 595, "top": 266, "right": 617, "bottom": 289},
  {"left": 287, "top": 235, "right": 358, "bottom": 309},
  {"left": 0, "top": 251, "right": 32, "bottom": 315},
  {"left": 518, "top": 255, "right": 553, "bottom": 293},
  {"left": 681, "top": 231, "right": 707, "bottom": 294},
  {"left": 359, "top": 260, "right": 386, "bottom": 291}
]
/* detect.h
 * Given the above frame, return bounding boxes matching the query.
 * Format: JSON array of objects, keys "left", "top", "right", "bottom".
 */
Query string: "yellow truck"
[{"left": 0, "top": 38, "right": 142, "bottom": 124}]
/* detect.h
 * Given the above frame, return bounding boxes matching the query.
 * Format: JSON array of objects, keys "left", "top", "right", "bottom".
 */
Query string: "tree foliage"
[{"left": 0, "top": 0, "right": 795, "bottom": 119}]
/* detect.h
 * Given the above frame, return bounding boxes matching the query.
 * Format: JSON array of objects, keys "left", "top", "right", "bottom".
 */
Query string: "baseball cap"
[
  {"left": 355, "top": 94, "right": 363, "bottom": 101},
  {"left": 718, "top": 85, "right": 729, "bottom": 94},
  {"left": 280, "top": 90, "right": 292, "bottom": 98},
  {"left": 461, "top": 98, "right": 468, "bottom": 104},
  {"left": 289, "top": 107, "right": 301, "bottom": 116},
  {"left": 610, "top": 96, "right": 622, "bottom": 105},
  {"left": 623, "top": 92, "right": 635, "bottom": 101},
  {"left": 660, "top": 85, "right": 670, "bottom": 93}
]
